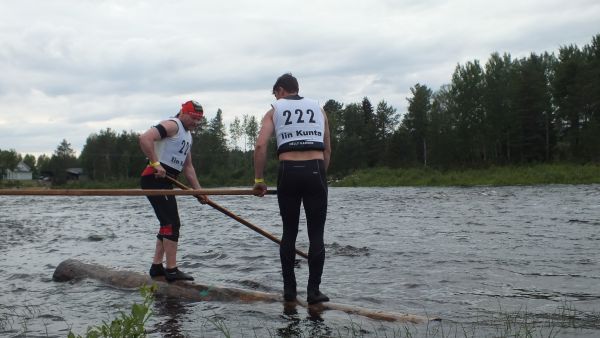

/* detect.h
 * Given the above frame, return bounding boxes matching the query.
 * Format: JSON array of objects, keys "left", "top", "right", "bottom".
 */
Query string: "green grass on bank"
[
  {"left": 331, "top": 163, "right": 600, "bottom": 187},
  {"left": 2, "top": 163, "right": 599, "bottom": 189},
  {"left": 0, "top": 178, "right": 141, "bottom": 189}
]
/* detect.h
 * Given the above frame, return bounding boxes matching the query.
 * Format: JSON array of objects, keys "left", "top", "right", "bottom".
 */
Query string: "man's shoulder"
[{"left": 159, "top": 118, "right": 180, "bottom": 136}]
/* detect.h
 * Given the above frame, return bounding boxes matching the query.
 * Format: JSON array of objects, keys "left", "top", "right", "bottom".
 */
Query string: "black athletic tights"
[{"left": 277, "top": 159, "right": 328, "bottom": 292}]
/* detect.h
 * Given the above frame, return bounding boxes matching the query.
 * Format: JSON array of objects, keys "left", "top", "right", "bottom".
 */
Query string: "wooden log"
[
  {"left": 53, "top": 258, "right": 280, "bottom": 303},
  {"left": 52, "top": 259, "right": 437, "bottom": 324},
  {"left": 0, "top": 188, "right": 275, "bottom": 196}
]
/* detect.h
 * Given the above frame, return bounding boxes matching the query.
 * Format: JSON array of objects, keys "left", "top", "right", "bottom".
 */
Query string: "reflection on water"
[
  {"left": 1, "top": 185, "right": 599, "bottom": 336},
  {"left": 277, "top": 302, "right": 333, "bottom": 338},
  {"left": 152, "top": 296, "right": 189, "bottom": 338},
  {"left": 278, "top": 304, "right": 303, "bottom": 337}
]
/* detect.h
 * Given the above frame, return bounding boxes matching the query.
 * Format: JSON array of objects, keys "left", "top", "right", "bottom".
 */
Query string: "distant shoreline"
[
  {"left": 1, "top": 163, "right": 598, "bottom": 189},
  {"left": 330, "top": 163, "right": 600, "bottom": 187}
]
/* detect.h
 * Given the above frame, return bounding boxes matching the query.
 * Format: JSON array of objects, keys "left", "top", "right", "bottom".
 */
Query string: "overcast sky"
[{"left": 1, "top": 0, "right": 598, "bottom": 157}]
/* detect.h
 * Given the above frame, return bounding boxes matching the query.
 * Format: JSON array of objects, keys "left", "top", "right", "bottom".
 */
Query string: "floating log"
[
  {"left": 53, "top": 259, "right": 436, "bottom": 324},
  {"left": 0, "top": 188, "right": 275, "bottom": 196}
]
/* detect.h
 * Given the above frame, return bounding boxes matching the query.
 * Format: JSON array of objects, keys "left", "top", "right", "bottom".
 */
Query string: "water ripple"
[{"left": 1, "top": 185, "right": 599, "bottom": 335}]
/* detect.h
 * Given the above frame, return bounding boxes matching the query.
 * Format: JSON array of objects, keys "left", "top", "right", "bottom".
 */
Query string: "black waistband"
[{"left": 279, "top": 159, "right": 324, "bottom": 169}]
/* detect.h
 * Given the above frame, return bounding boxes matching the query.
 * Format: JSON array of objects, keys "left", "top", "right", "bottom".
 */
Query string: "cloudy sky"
[{"left": 1, "top": 0, "right": 598, "bottom": 157}]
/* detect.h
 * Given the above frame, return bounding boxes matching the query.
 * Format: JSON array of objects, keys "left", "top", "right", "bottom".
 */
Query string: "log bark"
[{"left": 53, "top": 259, "right": 437, "bottom": 324}]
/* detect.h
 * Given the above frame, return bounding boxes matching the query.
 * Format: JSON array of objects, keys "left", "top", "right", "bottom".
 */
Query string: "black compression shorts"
[{"left": 140, "top": 175, "right": 181, "bottom": 242}]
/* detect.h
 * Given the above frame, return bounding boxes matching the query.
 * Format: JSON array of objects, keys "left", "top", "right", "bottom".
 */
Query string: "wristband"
[
  {"left": 149, "top": 161, "right": 161, "bottom": 168},
  {"left": 254, "top": 178, "right": 265, "bottom": 184}
]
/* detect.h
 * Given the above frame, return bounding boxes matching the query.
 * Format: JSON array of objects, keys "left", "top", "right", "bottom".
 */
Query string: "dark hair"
[{"left": 273, "top": 73, "right": 299, "bottom": 93}]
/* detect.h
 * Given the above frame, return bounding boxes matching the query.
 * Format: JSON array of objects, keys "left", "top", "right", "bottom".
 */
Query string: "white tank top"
[
  {"left": 272, "top": 96, "right": 325, "bottom": 154},
  {"left": 155, "top": 118, "right": 192, "bottom": 172}
]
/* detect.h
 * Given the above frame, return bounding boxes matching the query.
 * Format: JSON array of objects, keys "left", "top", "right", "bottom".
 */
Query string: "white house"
[{"left": 5, "top": 161, "right": 33, "bottom": 180}]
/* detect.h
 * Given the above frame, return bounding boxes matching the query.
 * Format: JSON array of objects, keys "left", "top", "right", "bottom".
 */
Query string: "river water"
[{"left": 1, "top": 185, "right": 599, "bottom": 337}]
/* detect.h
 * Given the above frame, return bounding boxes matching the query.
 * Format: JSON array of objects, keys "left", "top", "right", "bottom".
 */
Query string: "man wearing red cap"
[{"left": 139, "top": 100, "right": 206, "bottom": 282}]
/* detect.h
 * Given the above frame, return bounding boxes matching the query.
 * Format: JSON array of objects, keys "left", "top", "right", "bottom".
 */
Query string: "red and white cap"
[{"left": 181, "top": 100, "right": 203, "bottom": 118}]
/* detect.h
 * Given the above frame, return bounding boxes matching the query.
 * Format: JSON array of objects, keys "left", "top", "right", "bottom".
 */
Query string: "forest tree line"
[{"left": 1, "top": 34, "right": 598, "bottom": 185}]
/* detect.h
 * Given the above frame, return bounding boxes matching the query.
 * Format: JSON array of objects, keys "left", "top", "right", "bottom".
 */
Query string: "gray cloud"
[{"left": 0, "top": 0, "right": 598, "bottom": 156}]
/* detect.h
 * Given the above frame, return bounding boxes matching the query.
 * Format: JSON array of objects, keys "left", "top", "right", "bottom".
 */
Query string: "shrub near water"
[{"left": 67, "top": 285, "right": 155, "bottom": 338}]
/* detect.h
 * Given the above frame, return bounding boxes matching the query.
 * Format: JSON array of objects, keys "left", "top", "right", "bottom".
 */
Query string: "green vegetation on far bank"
[
  {"left": 1, "top": 163, "right": 598, "bottom": 189},
  {"left": 331, "top": 163, "right": 600, "bottom": 187}
]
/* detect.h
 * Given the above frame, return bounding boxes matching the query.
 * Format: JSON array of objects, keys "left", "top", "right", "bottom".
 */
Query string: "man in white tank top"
[
  {"left": 139, "top": 100, "right": 205, "bottom": 282},
  {"left": 254, "top": 73, "right": 332, "bottom": 305}
]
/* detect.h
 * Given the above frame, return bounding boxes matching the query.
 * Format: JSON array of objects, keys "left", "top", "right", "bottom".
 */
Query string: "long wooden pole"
[
  {"left": 165, "top": 176, "right": 309, "bottom": 259},
  {"left": 0, "top": 188, "right": 265, "bottom": 196}
]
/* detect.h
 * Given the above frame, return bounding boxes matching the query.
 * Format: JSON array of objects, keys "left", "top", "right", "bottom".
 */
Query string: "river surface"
[{"left": 1, "top": 185, "right": 599, "bottom": 337}]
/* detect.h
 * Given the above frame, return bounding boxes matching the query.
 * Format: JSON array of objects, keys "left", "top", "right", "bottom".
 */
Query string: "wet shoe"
[
  {"left": 307, "top": 290, "right": 330, "bottom": 304},
  {"left": 165, "top": 267, "right": 194, "bottom": 282},
  {"left": 149, "top": 263, "right": 165, "bottom": 277}
]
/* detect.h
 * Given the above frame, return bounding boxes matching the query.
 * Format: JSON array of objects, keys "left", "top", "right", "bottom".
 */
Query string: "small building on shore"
[
  {"left": 66, "top": 168, "right": 87, "bottom": 181},
  {"left": 5, "top": 161, "right": 33, "bottom": 181}
]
